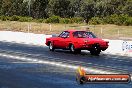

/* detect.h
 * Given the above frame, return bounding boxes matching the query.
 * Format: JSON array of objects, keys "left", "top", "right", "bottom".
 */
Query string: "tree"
[
  {"left": 9, "top": 0, "right": 28, "bottom": 16},
  {"left": 48, "top": 0, "right": 72, "bottom": 18},
  {"left": 0, "top": 0, "right": 2, "bottom": 15},
  {"left": 81, "top": 0, "right": 96, "bottom": 23},
  {"left": 1, "top": 0, "right": 28, "bottom": 16},
  {"left": 32, "top": 0, "right": 49, "bottom": 18},
  {"left": 1, "top": 0, "right": 12, "bottom": 16},
  {"left": 122, "top": 0, "right": 132, "bottom": 16},
  {"left": 70, "top": 0, "right": 83, "bottom": 17}
]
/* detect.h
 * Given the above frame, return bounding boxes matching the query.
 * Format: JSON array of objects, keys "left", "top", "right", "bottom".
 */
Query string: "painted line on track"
[
  {"left": 0, "top": 53, "right": 121, "bottom": 74},
  {"left": 0, "top": 49, "right": 131, "bottom": 73},
  {"left": 0, "top": 52, "right": 132, "bottom": 80}
]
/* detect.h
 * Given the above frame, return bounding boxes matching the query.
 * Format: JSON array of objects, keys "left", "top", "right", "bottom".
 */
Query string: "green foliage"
[
  {"left": 88, "top": 17, "right": 104, "bottom": 25},
  {"left": 0, "top": 15, "right": 10, "bottom": 21},
  {"left": 1, "top": 0, "right": 28, "bottom": 16},
  {"left": 125, "top": 17, "right": 132, "bottom": 26},
  {"left": 48, "top": 0, "right": 73, "bottom": 18},
  {"left": 45, "top": 15, "right": 60, "bottom": 23},
  {"left": 10, "top": 15, "right": 20, "bottom": 21},
  {"left": 0, "top": 14, "right": 131, "bottom": 25},
  {"left": 45, "top": 16, "right": 84, "bottom": 24},
  {"left": 81, "top": 1, "right": 96, "bottom": 23},
  {"left": 0, "top": 0, "right": 132, "bottom": 26},
  {"left": 71, "top": 17, "right": 84, "bottom": 23},
  {"left": 60, "top": 18, "right": 73, "bottom": 24},
  {"left": 105, "top": 14, "right": 129, "bottom": 25},
  {"left": 89, "top": 14, "right": 132, "bottom": 26},
  {"left": 18, "top": 16, "right": 33, "bottom": 22},
  {"left": 32, "top": 0, "right": 49, "bottom": 18}
]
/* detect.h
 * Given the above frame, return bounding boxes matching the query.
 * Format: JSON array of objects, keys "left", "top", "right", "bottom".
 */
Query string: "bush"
[
  {"left": 10, "top": 15, "right": 20, "bottom": 21},
  {"left": 0, "top": 14, "right": 131, "bottom": 25},
  {"left": 45, "top": 15, "right": 60, "bottom": 23},
  {"left": 125, "top": 17, "right": 132, "bottom": 26},
  {"left": 0, "top": 15, "right": 10, "bottom": 21},
  {"left": 113, "top": 14, "right": 129, "bottom": 25},
  {"left": 71, "top": 17, "right": 84, "bottom": 23},
  {"left": 88, "top": 17, "right": 104, "bottom": 25},
  {"left": 18, "top": 16, "right": 33, "bottom": 22},
  {"left": 59, "top": 17, "right": 84, "bottom": 24},
  {"left": 103, "top": 14, "right": 131, "bottom": 25},
  {"left": 60, "top": 18, "right": 72, "bottom": 24},
  {"left": 89, "top": 14, "right": 132, "bottom": 26}
]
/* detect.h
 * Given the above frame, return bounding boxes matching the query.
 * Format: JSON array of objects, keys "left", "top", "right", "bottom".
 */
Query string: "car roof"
[{"left": 66, "top": 30, "right": 86, "bottom": 33}]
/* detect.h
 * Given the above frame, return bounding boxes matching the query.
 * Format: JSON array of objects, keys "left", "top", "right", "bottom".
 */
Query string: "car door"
[
  {"left": 56, "top": 31, "right": 69, "bottom": 48},
  {"left": 53, "top": 31, "right": 65, "bottom": 48},
  {"left": 59, "top": 32, "right": 70, "bottom": 48}
]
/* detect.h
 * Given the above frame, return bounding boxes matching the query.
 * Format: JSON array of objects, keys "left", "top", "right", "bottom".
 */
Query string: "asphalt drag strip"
[
  {"left": 0, "top": 56, "right": 132, "bottom": 88},
  {"left": 0, "top": 41, "right": 132, "bottom": 88},
  {"left": 0, "top": 52, "right": 123, "bottom": 74}
]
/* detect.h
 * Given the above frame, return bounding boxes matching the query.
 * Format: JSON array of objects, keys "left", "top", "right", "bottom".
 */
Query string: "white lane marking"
[
  {"left": 12, "top": 62, "right": 39, "bottom": 63},
  {"left": 0, "top": 53, "right": 130, "bottom": 71},
  {"left": 0, "top": 49, "right": 131, "bottom": 65},
  {"left": 1, "top": 53, "right": 132, "bottom": 80},
  {"left": 0, "top": 52, "right": 132, "bottom": 81}
]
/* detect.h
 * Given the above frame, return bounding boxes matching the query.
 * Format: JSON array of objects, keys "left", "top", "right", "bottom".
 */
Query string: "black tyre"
[
  {"left": 70, "top": 44, "right": 81, "bottom": 54},
  {"left": 70, "top": 44, "right": 75, "bottom": 53},
  {"left": 76, "top": 49, "right": 81, "bottom": 54},
  {"left": 49, "top": 42, "right": 55, "bottom": 51},
  {"left": 90, "top": 44, "right": 101, "bottom": 55}
]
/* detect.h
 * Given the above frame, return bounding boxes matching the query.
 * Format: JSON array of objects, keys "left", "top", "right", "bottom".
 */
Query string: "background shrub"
[
  {"left": 18, "top": 16, "right": 33, "bottom": 22},
  {"left": 60, "top": 18, "right": 72, "bottom": 24},
  {"left": 10, "top": 15, "right": 20, "bottom": 21},
  {"left": 45, "top": 15, "right": 60, "bottom": 23},
  {"left": 124, "top": 17, "right": 132, "bottom": 26},
  {"left": 88, "top": 17, "right": 104, "bottom": 25},
  {"left": 0, "top": 15, "right": 10, "bottom": 21},
  {"left": 71, "top": 17, "right": 84, "bottom": 23}
]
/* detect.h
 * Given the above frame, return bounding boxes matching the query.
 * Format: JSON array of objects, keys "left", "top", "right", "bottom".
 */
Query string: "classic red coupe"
[{"left": 45, "top": 30, "right": 109, "bottom": 55}]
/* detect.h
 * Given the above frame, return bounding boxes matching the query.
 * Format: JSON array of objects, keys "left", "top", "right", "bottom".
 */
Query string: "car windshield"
[{"left": 73, "top": 31, "right": 97, "bottom": 38}]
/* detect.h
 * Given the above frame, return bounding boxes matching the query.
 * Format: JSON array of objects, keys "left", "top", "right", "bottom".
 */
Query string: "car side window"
[
  {"left": 73, "top": 32, "right": 78, "bottom": 38},
  {"left": 73, "top": 32, "right": 83, "bottom": 38},
  {"left": 59, "top": 32, "right": 65, "bottom": 37},
  {"left": 86, "top": 32, "right": 94, "bottom": 38},
  {"left": 61, "top": 32, "right": 69, "bottom": 38}
]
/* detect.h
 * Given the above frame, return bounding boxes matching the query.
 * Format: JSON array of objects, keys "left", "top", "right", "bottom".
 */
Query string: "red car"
[{"left": 45, "top": 30, "right": 109, "bottom": 55}]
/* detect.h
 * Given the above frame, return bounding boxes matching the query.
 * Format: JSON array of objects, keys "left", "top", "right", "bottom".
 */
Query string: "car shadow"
[{"left": 54, "top": 49, "right": 100, "bottom": 56}]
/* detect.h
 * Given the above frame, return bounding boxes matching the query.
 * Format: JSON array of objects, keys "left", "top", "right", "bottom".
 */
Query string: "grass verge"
[{"left": 0, "top": 21, "right": 132, "bottom": 39}]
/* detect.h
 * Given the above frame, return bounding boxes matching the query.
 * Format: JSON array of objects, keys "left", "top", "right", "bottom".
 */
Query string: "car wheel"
[
  {"left": 49, "top": 42, "right": 55, "bottom": 51},
  {"left": 70, "top": 44, "right": 81, "bottom": 54},
  {"left": 90, "top": 44, "right": 101, "bottom": 55},
  {"left": 76, "top": 49, "right": 81, "bottom": 54},
  {"left": 70, "top": 44, "right": 76, "bottom": 53}
]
